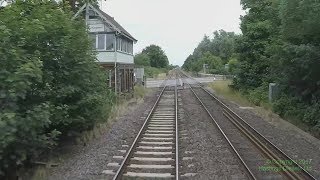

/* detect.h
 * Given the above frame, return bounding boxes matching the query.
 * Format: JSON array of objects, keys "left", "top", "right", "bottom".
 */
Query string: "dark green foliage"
[
  {"left": 134, "top": 45, "right": 170, "bottom": 77},
  {"left": 195, "top": 52, "right": 225, "bottom": 74},
  {"left": 141, "top": 45, "right": 169, "bottom": 68},
  {"left": 0, "top": 0, "right": 114, "bottom": 176},
  {"left": 234, "top": 0, "right": 320, "bottom": 134},
  {"left": 227, "top": 58, "right": 239, "bottom": 75},
  {"left": 211, "top": 30, "right": 237, "bottom": 62},
  {"left": 273, "top": 94, "right": 320, "bottom": 134},
  {"left": 246, "top": 85, "right": 269, "bottom": 106},
  {"left": 182, "top": 30, "right": 239, "bottom": 74},
  {"left": 279, "top": 0, "right": 320, "bottom": 45},
  {"left": 273, "top": 44, "right": 320, "bottom": 102},
  {"left": 183, "top": 0, "right": 320, "bottom": 134},
  {"left": 233, "top": 0, "right": 281, "bottom": 89},
  {"left": 275, "top": 0, "right": 320, "bottom": 104},
  {"left": 272, "top": 0, "right": 320, "bottom": 132},
  {"left": 144, "top": 67, "right": 169, "bottom": 78},
  {"left": 134, "top": 53, "right": 150, "bottom": 67}
]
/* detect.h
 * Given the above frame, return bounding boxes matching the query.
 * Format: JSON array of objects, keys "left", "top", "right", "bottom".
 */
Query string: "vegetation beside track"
[
  {"left": 23, "top": 90, "right": 148, "bottom": 179},
  {"left": 144, "top": 67, "right": 169, "bottom": 79},
  {"left": 134, "top": 45, "right": 175, "bottom": 78},
  {"left": 183, "top": 0, "right": 320, "bottom": 137},
  {"left": 209, "top": 81, "right": 319, "bottom": 138},
  {"left": 134, "top": 85, "right": 150, "bottom": 99},
  {"left": 0, "top": 1, "right": 116, "bottom": 178},
  {"left": 182, "top": 30, "right": 238, "bottom": 75},
  {"left": 209, "top": 81, "right": 252, "bottom": 107}
]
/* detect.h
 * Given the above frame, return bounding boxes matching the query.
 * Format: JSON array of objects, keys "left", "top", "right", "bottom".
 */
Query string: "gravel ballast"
[
  {"left": 179, "top": 88, "right": 248, "bottom": 179},
  {"left": 46, "top": 82, "right": 320, "bottom": 179},
  {"left": 205, "top": 86, "right": 320, "bottom": 179},
  {"left": 47, "top": 89, "right": 160, "bottom": 180}
]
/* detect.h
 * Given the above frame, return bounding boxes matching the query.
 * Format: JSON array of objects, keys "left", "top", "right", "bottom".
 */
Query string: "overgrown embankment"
[
  {"left": 0, "top": 1, "right": 115, "bottom": 178},
  {"left": 182, "top": 0, "right": 320, "bottom": 137},
  {"left": 209, "top": 81, "right": 319, "bottom": 138},
  {"left": 233, "top": 0, "right": 320, "bottom": 136},
  {"left": 28, "top": 86, "right": 150, "bottom": 179}
]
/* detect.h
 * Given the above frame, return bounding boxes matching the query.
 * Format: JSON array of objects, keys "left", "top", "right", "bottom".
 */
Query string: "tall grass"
[
  {"left": 134, "top": 85, "right": 148, "bottom": 99},
  {"left": 209, "top": 81, "right": 320, "bottom": 138},
  {"left": 144, "top": 66, "right": 168, "bottom": 78},
  {"left": 209, "top": 81, "right": 252, "bottom": 106}
]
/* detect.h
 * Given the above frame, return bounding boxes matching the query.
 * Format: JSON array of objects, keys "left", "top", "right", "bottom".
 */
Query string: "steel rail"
[
  {"left": 113, "top": 73, "right": 180, "bottom": 179},
  {"left": 180, "top": 70, "right": 316, "bottom": 180},
  {"left": 186, "top": 81, "right": 257, "bottom": 180},
  {"left": 206, "top": 88, "right": 316, "bottom": 180},
  {"left": 175, "top": 75, "right": 179, "bottom": 180},
  {"left": 112, "top": 85, "right": 167, "bottom": 180}
]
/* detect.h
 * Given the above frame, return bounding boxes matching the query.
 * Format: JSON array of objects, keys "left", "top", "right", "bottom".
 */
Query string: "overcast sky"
[{"left": 102, "top": 0, "right": 244, "bottom": 66}]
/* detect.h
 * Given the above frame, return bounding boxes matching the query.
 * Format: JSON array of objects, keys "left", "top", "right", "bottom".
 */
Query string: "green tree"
[
  {"left": 271, "top": 0, "right": 320, "bottom": 129},
  {"left": 227, "top": 58, "right": 239, "bottom": 75},
  {"left": 210, "top": 30, "right": 237, "bottom": 63},
  {"left": 233, "top": 0, "right": 320, "bottom": 132},
  {"left": 182, "top": 31, "right": 238, "bottom": 73},
  {"left": 197, "top": 52, "right": 224, "bottom": 74},
  {"left": 0, "top": 0, "right": 114, "bottom": 177},
  {"left": 192, "top": 35, "right": 211, "bottom": 60},
  {"left": 233, "top": 0, "right": 281, "bottom": 89},
  {"left": 134, "top": 53, "right": 151, "bottom": 67},
  {"left": 62, "top": 0, "right": 100, "bottom": 12},
  {"left": 142, "top": 45, "right": 169, "bottom": 68},
  {"left": 182, "top": 54, "right": 195, "bottom": 71}
]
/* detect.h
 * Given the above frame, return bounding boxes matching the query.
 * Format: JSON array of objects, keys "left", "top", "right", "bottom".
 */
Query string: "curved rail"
[{"left": 179, "top": 70, "right": 316, "bottom": 180}]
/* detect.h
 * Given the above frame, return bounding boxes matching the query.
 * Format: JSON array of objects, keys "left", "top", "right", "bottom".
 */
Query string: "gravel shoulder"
[
  {"left": 205, "top": 86, "right": 320, "bottom": 179},
  {"left": 47, "top": 88, "right": 160, "bottom": 180}
]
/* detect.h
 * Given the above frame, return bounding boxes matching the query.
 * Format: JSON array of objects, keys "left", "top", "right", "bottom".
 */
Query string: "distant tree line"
[
  {"left": 135, "top": 45, "right": 169, "bottom": 68},
  {"left": 183, "top": 0, "right": 320, "bottom": 136},
  {"left": 134, "top": 45, "right": 172, "bottom": 77},
  {"left": 182, "top": 30, "right": 239, "bottom": 75}
]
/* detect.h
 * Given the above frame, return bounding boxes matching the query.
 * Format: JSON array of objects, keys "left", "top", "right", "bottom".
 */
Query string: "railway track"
[
  {"left": 178, "top": 70, "right": 316, "bottom": 180},
  {"left": 112, "top": 77, "right": 179, "bottom": 179}
]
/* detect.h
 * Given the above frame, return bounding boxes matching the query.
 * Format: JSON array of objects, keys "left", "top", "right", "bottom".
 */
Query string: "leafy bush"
[
  {"left": 0, "top": 1, "right": 114, "bottom": 177},
  {"left": 273, "top": 95, "right": 302, "bottom": 118},
  {"left": 273, "top": 94, "right": 320, "bottom": 132},
  {"left": 246, "top": 85, "right": 268, "bottom": 106},
  {"left": 134, "top": 53, "right": 150, "bottom": 67},
  {"left": 230, "top": 0, "right": 320, "bottom": 136},
  {"left": 227, "top": 58, "right": 239, "bottom": 75},
  {"left": 144, "top": 66, "right": 168, "bottom": 78},
  {"left": 303, "top": 103, "right": 320, "bottom": 128}
]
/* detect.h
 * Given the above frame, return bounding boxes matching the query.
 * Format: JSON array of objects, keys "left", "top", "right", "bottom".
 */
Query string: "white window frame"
[
  {"left": 117, "top": 37, "right": 121, "bottom": 51},
  {"left": 116, "top": 37, "right": 134, "bottom": 55},
  {"left": 93, "top": 33, "right": 115, "bottom": 52},
  {"left": 105, "top": 34, "right": 115, "bottom": 51},
  {"left": 96, "top": 34, "right": 106, "bottom": 50}
]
